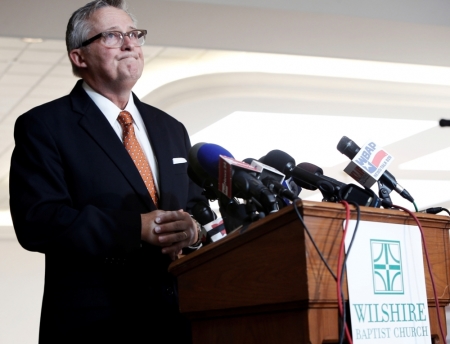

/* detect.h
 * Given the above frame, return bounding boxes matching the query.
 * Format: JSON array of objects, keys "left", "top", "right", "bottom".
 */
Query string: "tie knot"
[{"left": 118, "top": 111, "right": 133, "bottom": 127}]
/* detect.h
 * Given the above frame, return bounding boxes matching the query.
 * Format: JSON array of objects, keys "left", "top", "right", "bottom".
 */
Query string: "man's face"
[{"left": 80, "top": 6, "right": 144, "bottom": 89}]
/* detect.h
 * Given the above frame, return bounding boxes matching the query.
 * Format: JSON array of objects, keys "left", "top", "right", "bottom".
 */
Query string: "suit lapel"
[
  {"left": 134, "top": 96, "right": 175, "bottom": 210},
  {"left": 70, "top": 81, "right": 155, "bottom": 211}
]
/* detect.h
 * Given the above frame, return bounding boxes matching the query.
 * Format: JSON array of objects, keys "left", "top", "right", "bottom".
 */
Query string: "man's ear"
[{"left": 69, "top": 49, "right": 88, "bottom": 69}]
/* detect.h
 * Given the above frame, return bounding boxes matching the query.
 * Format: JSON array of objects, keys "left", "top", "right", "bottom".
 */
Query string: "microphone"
[
  {"left": 187, "top": 165, "right": 220, "bottom": 201},
  {"left": 191, "top": 143, "right": 278, "bottom": 215},
  {"left": 195, "top": 143, "right": 234, "bottom": 178},
  {"left": 245, "top": 158, "right": 299, "bottom": 203},
  {"left": 337, "top": 136, "right": 414, "bottom": 203},
  {"left": 191, "top": 200, "right": 217, "bottom": 225},
  {"left": 285, "top": 178, "right": 301, "bottom": 199},
  {"left": 188, "top": 142, "right": 211, "bottom": 181},
  {"left": 439, "top": 119, "right": 450, "bottom": 127},
  {"left": 189, "top": 142, "right": 246, "bottom": 230},
  {"left": 294, "top": 162, "right": 381, "bottom": 207},
  {"left": 242, "top": 158, "right": 256, "bottom": 165},
  {"left": 292, "top": 162, "right": 345, "bottom": 202},
  {"left": 221, "top": 156, "right": 279, "bottom": 214},
  {"left": 191, "top": 201, "right": 227, "bottom": 244},
  {"left": 188, "top": 143, "right": 226, "bottom": 202},
  {"left": 259, "top": 150, "right": 380, "bottom": 207},
  {"left": 262, "top": 149, "right": 312, "bottom": 190},
  {"left": 260, "top": 177, "right": 299, "bottom": 203},
  {"left": 261, "top": 149, "right": 296, "bottom": 177}
]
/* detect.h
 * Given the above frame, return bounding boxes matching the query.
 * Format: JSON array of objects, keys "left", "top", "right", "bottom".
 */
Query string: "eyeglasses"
[{"left": 79, "top": 29, "right": 147, "bottom": 48}]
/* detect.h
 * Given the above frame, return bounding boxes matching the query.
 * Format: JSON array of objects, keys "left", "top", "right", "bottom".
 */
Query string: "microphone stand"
[{"left": 377, "top": 180, "right": 393, "bottom": 208}]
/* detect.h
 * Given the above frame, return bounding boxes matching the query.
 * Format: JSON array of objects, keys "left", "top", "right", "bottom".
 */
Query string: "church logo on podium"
[{"left": 370, "top": 239, "right": 404, "bottom": 295}]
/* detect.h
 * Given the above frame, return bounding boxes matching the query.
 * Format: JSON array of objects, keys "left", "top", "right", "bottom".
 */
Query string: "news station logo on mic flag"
[
  {"left": 344, "top": 141, "right": 394, "bottom": 188},
  {"left": 218, "top": 155, "right": 259, "bottom": 198},
  {"left": 360, "top": 150, "right": 389, "bottom": 174}
]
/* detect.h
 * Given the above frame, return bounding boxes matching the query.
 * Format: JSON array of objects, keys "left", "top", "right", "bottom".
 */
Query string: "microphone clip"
[{"left": 377, "top": 179, "right": 393, "bottom": 208}]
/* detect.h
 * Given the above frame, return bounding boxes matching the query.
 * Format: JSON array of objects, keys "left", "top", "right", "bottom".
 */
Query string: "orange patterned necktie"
[{"left": 117, "top": 111, "right": 158, "bottom": 207}]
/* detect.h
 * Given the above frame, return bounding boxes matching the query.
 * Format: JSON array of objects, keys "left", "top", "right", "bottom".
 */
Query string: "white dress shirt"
[{"left": 82, "top": 81, "right": 160, "bottom": 195}]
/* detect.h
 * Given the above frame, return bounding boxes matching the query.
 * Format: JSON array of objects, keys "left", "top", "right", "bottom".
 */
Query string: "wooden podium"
[{"left": 169, "top": 201, "right": 450, "bottom": 343}]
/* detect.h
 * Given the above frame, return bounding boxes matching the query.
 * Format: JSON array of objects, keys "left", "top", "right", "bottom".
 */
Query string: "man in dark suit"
[{"left": 9, "top": 0, "right": 206, "bottom": 343}]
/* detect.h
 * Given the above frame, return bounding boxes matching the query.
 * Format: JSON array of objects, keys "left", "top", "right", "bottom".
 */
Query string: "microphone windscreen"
[
  {"left": 297, "top": 162, "right": 323, "bottom": 175},
  {"left": 191, "top": 201, "right": 217, "bottom": 225},
  {"left": 197, "top": 143, "right": 234, "bottom": 178},
  {"left": 262, "top": 150, "right": 296, "bottom": 176},
  {"left": 188, "top": 142, "right": 210, "bottom": 180},
  {"left": 337, "top": 136, "right": 360, "bottom": 159},
  {"left": 439, "top": 119, "right": 450, "bottom": 127},
  {"left": 243, "top": 158, "right": 256, "bottom": 165},
  {"left": 187, "top": 165, "right": 204, "bottom": 187}
]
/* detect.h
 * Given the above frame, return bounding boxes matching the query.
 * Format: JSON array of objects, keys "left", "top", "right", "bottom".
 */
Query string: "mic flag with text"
[
  {"left": 337, "top": 136, "right": 414, "bottom": 203},
  {"left": 343, "top": 140, "right": 394, "bottom": 188}
]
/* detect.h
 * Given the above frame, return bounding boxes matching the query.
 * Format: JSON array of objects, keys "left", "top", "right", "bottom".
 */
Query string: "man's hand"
[{"left": 141, "top": 210, "right": 198, "bottom": 260}]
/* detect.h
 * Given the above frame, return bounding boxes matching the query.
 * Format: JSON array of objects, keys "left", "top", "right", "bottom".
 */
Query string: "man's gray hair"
[{"left": 66, "top": 0, "right": 138, "bottom": 77}]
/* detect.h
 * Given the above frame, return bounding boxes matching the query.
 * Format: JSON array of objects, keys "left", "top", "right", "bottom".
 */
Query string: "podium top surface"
[{"left": 170, "top": 200, "right": 450, "bottom": 276}]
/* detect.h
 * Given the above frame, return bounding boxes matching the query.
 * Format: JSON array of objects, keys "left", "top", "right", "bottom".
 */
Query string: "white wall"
[{"left": 0, "top": 227, "right": 44, "bottom": 344}]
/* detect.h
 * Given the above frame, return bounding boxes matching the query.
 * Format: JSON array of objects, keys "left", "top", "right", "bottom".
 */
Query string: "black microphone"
[
  {"left": 187, "top": 165, "right": 220, "bottom": 201},
  {"left": 439, "top": 119, "right": 450, "bottom": 127},
  {"left": 294, "top": 162, "right": 381, "bottom": 207},
  {"left": 191, "top": 143, "right": 279, "bottom": 215},
  {"left": 262, "top": 149, "right": 313, "bottom": 190},
  {"left": 191, "top": 201, "right": 227, "bottom": 244},
  {"left": 291, "top": 162, "right": 345, "bottom": 202},
  {"left": 244, "top": 157, "right": 300, "bottom": 204},
  {"left": 296, "top": 162, "right": 345, "bottom": 187},
  {"left": 230, "top": 169, "right": 279, "bottom": 214},
  {"left": 242, "top": 158, "right": 256, "bottom": 165},
  {"left": 337, "top": 136, "right": 414, "bottom": 203},
  {"left": 261, "top": 149, "right": 296, "bottom": 176},
  {"left": 191, "top": 200, "right": 217, "bottom": 225},
  {"left": 260, "top": 177, "right": 298, "bottom": 202}
]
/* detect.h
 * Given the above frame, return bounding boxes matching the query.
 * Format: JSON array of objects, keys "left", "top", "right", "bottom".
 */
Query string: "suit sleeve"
[{"left": 9, "top": 113, "right": 142, "bottom": 257}]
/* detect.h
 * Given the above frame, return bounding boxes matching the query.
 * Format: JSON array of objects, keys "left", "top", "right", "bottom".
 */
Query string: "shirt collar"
[{"left": 82, "top": 81, "right": 141, "bottom": 130}]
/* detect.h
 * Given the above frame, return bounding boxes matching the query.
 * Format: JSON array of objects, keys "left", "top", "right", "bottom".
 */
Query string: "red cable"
[
  {"left": 337, "top": 201, "right": 353, "bottom": 344},
  {"left": 391, "top": 205, "right": 447, "bottom": 344}
]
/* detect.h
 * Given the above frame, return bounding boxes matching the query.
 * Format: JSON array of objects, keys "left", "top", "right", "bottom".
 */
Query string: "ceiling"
[{"left": 1, "top": 0, "right": 450, "bottom": 223}]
